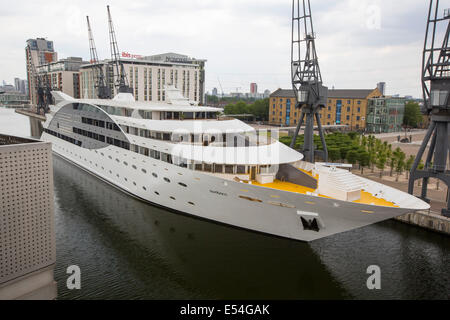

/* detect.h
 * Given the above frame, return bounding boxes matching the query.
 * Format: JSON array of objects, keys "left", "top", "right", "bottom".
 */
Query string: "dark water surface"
[{"left": 1, "top": 109, "right": 449, "bottom": 299}]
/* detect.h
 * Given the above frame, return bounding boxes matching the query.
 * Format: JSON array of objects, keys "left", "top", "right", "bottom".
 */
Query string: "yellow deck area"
[{"left": 251, "top": 179, "right": 398, "bottom": 208}]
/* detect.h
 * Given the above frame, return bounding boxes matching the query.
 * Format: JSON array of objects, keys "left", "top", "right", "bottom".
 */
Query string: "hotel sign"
[{"left": 121, "top": 52, "right": 142, "bottom": 59}]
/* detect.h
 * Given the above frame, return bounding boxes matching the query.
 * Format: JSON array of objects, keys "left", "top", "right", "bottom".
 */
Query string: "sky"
[{"left": 0, "top": 0, "right": 447, "bottom": 98}]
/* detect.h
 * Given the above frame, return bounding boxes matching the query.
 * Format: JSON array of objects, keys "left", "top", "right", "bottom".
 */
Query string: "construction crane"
[
  {"left": 107, "top": 5, "right": 133, "bottom": 95},
  {"left": 289, "top": 0, "right": 328, "bottom": 163},
  {"left": 409, "top": 0, "right": 450, "bottom": 217},
  {"left": 217, "top": 77, "right": 224, "bottom": 98},
  {"left": 26, "top": 44, "right": 52, "bottom": 115},
  {"left": 86, "top": 16, "right": 111, "bottom": 99}
]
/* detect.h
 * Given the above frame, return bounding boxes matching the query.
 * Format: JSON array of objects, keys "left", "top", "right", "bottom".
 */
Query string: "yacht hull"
[{"left": 43, "top": 133, "right": 417, "bottom": 242}]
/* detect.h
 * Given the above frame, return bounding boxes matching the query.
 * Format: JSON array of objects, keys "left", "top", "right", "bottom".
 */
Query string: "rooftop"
[
  {"left": 270, "top": 88, "right": 378, "bottom": 99},
  {"left": 0, "top": 134, "right": 40, "bottom": 146}
]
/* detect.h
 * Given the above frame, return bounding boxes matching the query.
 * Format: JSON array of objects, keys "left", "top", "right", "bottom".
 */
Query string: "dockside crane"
[
  {"left": 107, "top": 5, "right": 133, "bottom": 95},
  {"left": 86, "top": 16, "right": 111, "bottom": 99},
  {"left": 289, "top": 0, "right": 328, "bottom": 163},
  {"left": 409, "top": 0, "right": 450, "bottom": 217},
  {"left": 26, "top": 44, "right": 52, "bottom": 115}
]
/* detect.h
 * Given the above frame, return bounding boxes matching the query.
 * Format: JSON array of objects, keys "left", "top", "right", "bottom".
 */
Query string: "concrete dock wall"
[{"left": 396, "top": 211, "right": 450, "bottom": 235}]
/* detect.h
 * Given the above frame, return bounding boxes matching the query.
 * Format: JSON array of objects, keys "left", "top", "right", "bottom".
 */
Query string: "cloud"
[{"left": 0, "top": 0, "right": 446, "bottom": 98}]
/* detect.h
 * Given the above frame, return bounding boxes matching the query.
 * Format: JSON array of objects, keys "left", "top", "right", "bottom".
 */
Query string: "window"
[
  {"left": 142, "top": 169, "right": 147, "bottom": 173},
  {"left": 164, "top": 177, "right": 171, "bottom": 183},
  {"left": 178, "top": 182, "right": 187, "bottom": 187},
  {"left": 152, "top": 173, "right": 158, "bottom": 178}
]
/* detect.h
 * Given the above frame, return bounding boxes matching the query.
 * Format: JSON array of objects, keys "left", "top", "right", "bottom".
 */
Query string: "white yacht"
[{"left": 40, "top": 87, "right": 429, "bottom": 242}]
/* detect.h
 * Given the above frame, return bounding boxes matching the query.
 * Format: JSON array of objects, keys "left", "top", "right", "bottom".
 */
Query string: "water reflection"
[{"left": 53, "top": 155, "right": 348, "bottom": 300}]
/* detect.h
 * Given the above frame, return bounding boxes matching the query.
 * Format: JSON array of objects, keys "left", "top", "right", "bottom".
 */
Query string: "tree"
[
  {"left": 395, "top": 151, "right": 406, "bottom": 182},
  {"left": 403, "top": 101, "right": 423, "bottom": 128},
  {"left": 346, "top": 150, "right": 359, "bottom": 167},
  {"left": 405, "top": 155, "right": 415, "bottom": 179},
  {"left": 358, "top": 151, "right": 370, "bottom": 174},
  {"left": 377, "top": 153, "right": 387, "bottom": 178},
  {"left": 328, "top": 147, "right": 341, "bottom": 163}
]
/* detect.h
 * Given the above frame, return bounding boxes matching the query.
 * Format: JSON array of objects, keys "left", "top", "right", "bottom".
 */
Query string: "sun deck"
[{"left": 251, "top": 179, "right": 398, "bottom": 208}]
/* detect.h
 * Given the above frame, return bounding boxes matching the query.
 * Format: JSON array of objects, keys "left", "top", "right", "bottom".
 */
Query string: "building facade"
[
  {"left": 36, "top": 57, "right": 87, "bottom": 99},
  {"left": 269, "top": 88, "right": 382, "bottom": 130},
  {"left": 14, "top": 78, "right": 28, "bottom": 95},
  {"left": 366, "top": 97, "right": 406, "bottom": 133},
  {"left": 0, "top": 134, "right": 57, "bottom": 300},
  {"left": 80, "top": 53, "right": 206, "bottom": 104},
  {"left": 26, "top": 38, "right": 58, "bottom": 105},
  {"left": 0, "top": 91, "right": 30, "bottom": 108}
]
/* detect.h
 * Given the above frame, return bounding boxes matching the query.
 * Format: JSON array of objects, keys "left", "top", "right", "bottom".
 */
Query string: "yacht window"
[
  {"left": 225, "top": 165, "right": 234, "bottom": 174},
  {"left": 150, "top": 149, "right": 160, "bottom": 160},
  {"left": 236, "top": 166, "right": 246, "bottom": 174},
  {"left": 161, "top": 153, "right": 171, "bottom": 163}
]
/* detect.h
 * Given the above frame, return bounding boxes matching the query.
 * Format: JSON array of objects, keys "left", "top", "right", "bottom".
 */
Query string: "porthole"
[
  {"left": 143, "top": 186, "right": 147, "bottom": 191},
  {"left": 188, "top": 202, "right": 195, "bottom": 206},
  {"left": 178, "top": 173, "right": 183, "bottom": 176},
  {"left": 109, "top": 170, "right": 112, "bottom": 174},
  {"left": 142, "top": 169, "right": 147, "bottom": 174},
  {"left": 133, "top": 182, "right": 137, "bottom": 186},
  {"left": 154, "top": 191, "right": 160, "bottom": 195},
  {"left": 108, "top": 156, "right": 112, "bottom": 159},
  {"left": 178, "top": 182, "right": 187, "bottom": 187},
  {"left": 101, "top": 153, "right": 104, "bottom": 156},
  {"left": 124, "top": 162, "right": 128, "bottom": 166},
  {"left": 170, "top": 196, "right": 176, "bottom": 200},
  {"left": 164, "top": 177, "right": 170, "bottom": 183},
  {"left": 132, "top": 165, "right": 137, "bottom": 169},
  {"left": 152, "top": 173, "right": 158, "bottom": 178},
  {"left": 116, "top": 159, "right": 120, "bottom": 163}
]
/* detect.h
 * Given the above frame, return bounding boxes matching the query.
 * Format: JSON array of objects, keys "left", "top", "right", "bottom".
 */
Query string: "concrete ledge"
[
  {"left": 0, "top": 267, "right": 57, "bottom": 300},
  {"left": 396, "top": 211, "right": 450, "bottom": 235}
]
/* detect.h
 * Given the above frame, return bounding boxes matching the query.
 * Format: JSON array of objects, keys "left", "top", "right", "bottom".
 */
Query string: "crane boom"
[
  {"left": 107, "top": 5, "right": 132, "bottom": 95},
  {"left": 86, "top": 15, "right": 110, "bottom": 99}
]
